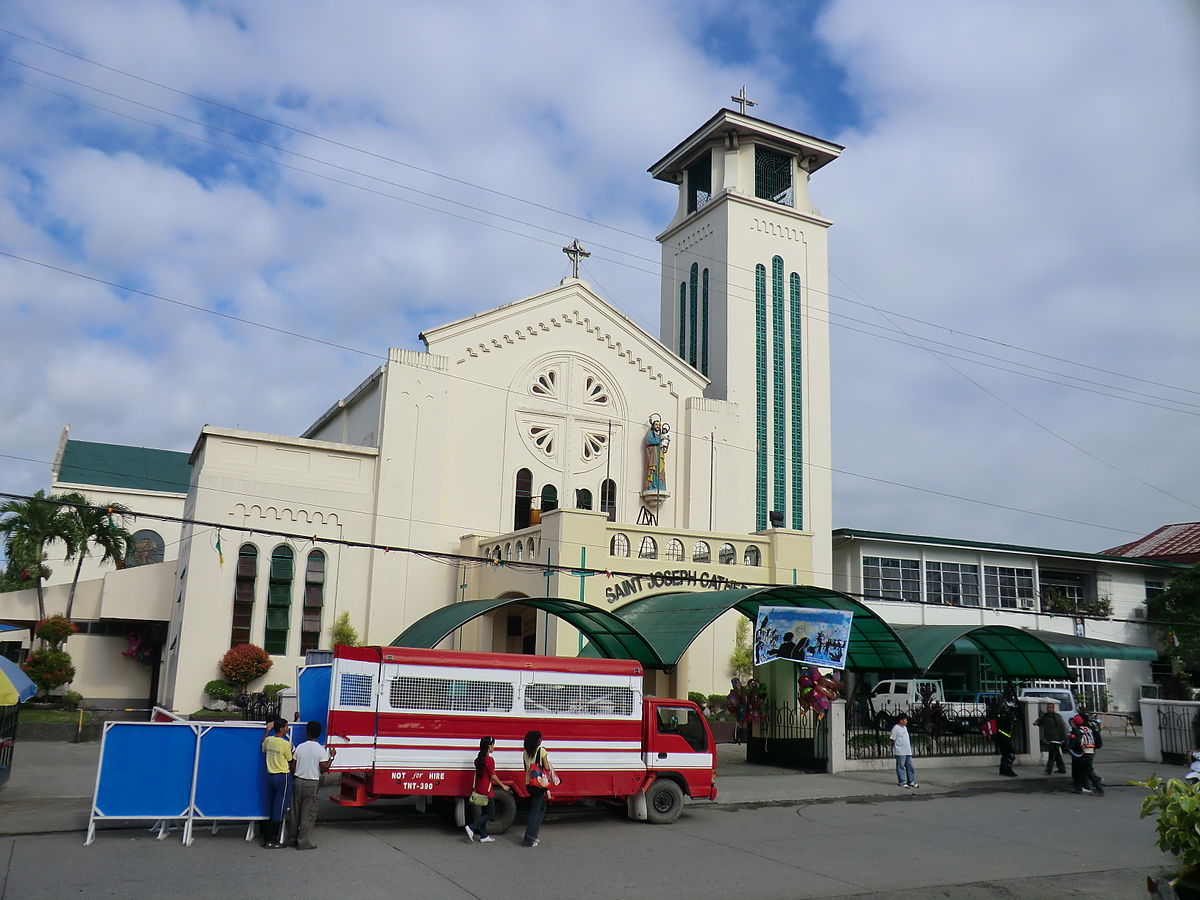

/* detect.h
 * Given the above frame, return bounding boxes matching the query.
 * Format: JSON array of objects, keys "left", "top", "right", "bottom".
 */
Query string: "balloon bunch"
[
  {"left": 797, "top": 666, "right": 842, "bottom": 718},
  {"left": 726, "top": 677, "right": 769, "bottom": 732}
]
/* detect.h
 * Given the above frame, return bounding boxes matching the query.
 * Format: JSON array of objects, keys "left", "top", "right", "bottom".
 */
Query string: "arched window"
[
  {"left": 527, "top": 538, "right": 536, "bottom": 560},
  {"left": 125, "top": 529, "right": 165, "bottom": 567},
  {"left": 599, "top": 479, "right": 617, "bottom": 522},
  {"left": 264, "top": 545, "right": 294, "bottom": 655},
  {"left": 575, "top": 488, "right": 593, "bottom": 510},
  {"left": 515, "top": 541, "right": 524, "bottom": 562},
  {"left": 514, "top": 468, "right": 533, "bottom": 530},
  {"left": 638, "top": 536, "right": 658, "bottom": 559},
  {"left": 504, "top": 543, "right": 512, "bottom": 560},
  {"left": 665, "top": 539, "right": 685, "bottom": 562},
  {"left": 744, "top": 545, "right": 762, "bottom": 567},
  {"left": 493, "top": 546, "right": 502, "bottom": 562},
  {"left": 692, "top": 541, "right": 711, "bottom": 563},
  {"left": 540, "top": 484, "right": 558, "bottom": 513},
  {"left": 231, "top": 544, "right": 257, "bottom": 648},
  {"left": 719, "top": 543, "right": 736, "bottom": 565},
  {"left": 610, "top": 533, "right": 630, "bottom": 557},
  {"left": 300, "top": 550, "right": 325, "bottom": 654}
]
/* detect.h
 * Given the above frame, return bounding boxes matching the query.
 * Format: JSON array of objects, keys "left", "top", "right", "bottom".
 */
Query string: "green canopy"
[
  {"left": 892, "top": 624, "right": 1071, "bottom": 679},
  {"left": 389, "top": 597, "right": 666, "bottom": 667},
  {"left": 585, "top": 586, "right": 918, "bottom": 671},
  {"left": 952, "top": 628, "right": 1158, "bottom": 662}
]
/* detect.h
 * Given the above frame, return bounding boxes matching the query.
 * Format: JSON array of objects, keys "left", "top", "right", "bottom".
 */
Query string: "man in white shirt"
[
  {"left": 889, "top": 713, "right": 918, "bottom": 789},
  {"left": 291, "top": 720, "right": 336, "bottom": 850}
]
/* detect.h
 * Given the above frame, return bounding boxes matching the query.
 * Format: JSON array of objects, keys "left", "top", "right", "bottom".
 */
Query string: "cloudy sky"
[{"left": 1, "top": 0, "right": 1197, "bottom": 557}]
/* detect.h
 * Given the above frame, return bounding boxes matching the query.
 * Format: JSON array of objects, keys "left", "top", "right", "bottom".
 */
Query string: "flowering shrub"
[
  {"left": 219, "top": 643, "right": 272, "bottom": 686},
  {"left": 22, "top": 648, "right": 76, "bottom": 695},
  {"left": 35, "top": 614, "right": 76, "bottom": 648}
]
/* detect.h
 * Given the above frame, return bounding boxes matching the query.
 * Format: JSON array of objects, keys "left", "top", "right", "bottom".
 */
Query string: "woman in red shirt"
[{"left": 465, "top": 736, "right": 512, "bottom": 843}]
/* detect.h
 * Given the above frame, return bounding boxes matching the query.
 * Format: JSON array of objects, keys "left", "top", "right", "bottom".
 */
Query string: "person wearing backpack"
[{"left": 1067, "top": 714, "right": 1104, "bottom": 795}]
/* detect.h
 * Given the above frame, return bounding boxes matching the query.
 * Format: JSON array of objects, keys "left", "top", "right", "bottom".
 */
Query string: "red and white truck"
[{"left": 324, "top": 645, "right": 717, "bottom": 831}]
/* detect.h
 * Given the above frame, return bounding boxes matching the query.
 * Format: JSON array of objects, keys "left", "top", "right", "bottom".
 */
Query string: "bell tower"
[{"left": 649, "top": 106, "right": 842, "bottom": 537}]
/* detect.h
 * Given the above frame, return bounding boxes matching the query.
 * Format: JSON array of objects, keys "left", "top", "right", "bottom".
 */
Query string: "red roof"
[{"left": 1103, "top": 523, "right": 1200, "bottom": 563}]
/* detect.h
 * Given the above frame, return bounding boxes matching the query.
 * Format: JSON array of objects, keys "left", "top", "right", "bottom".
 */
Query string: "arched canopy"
[
  {"left": 586, "top": 586, "right": 918, "bottom": 671},
  {"left": 391, "top": 597, "right": 666, "bottom": 667},
  {"left": 891, "top": 623, "right": 1072, "bottom": 679}
]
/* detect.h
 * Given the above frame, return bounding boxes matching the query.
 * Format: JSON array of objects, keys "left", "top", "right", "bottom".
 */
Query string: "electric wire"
[
  {"left": 0, "top": 489, "right": 1181, "bottom": 631},
  {"left": 2, "top": 47, "right": 1195, "bottom": 408},
  {"left": 1, "top": 41, "right": 1196, "bottom": 519}
]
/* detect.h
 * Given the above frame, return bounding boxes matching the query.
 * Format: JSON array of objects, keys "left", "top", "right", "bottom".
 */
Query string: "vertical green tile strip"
[
  {"left": 678, "top": 281, "right": 687, "bottom": 359},
  {"left": 789, "top": 272, "right": 803, "bottom": 530},
  {"left": 755, "top": 263, "right": 767, "bottom": 531},
  {"left": 771, "top": 256, "right": 786, "bottom": 521},
  {"left": 689, "top": 263, "right": 699, "bottom": 367},
  {"left": 701, "top": 268, "right": 709, "bottom": 376}
]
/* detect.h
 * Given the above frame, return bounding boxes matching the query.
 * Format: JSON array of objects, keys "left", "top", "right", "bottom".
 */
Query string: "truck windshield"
[{"left": 656, "top": 706, "right": 708, "bottom": 753}]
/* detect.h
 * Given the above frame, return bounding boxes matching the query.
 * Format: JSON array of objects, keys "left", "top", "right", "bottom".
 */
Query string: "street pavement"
[{"left": 0, "top": 733, "right": 1182, "bottom": 898}]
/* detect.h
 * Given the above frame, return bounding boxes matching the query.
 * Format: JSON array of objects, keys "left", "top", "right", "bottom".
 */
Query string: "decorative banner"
[{"left": 754, "top": 606, "right": 853, "bottom": 670}]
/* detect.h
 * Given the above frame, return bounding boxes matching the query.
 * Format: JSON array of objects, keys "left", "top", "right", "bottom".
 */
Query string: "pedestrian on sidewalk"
[
  {"left": 1067, "top": 715, "right": 1104, "bottom": 795},
  {"left": 260, "top": 717, "right": 294, "bottom": 848},
  {"left": 465, "top": 736, "right": 512, "bottom": 844},
  {"left": 889, "top": 713, "right": 918, "bottom": 788},
  {"left": 1035, "top": 704, "right": 1068, "bottom": 775},
  {"left": 521, "top": 730, "right": 559, "bottom": 847},
  {"left": 290, "top": 720, "right": 335, "bottom": 850},
  {"left": 996, "top": 707, "right": 1018, "bottom": 777}
]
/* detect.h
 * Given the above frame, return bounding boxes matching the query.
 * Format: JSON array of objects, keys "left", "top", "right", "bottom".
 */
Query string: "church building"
[{"left": 3, "top": 106, "right": 1171, "bottom": 716}]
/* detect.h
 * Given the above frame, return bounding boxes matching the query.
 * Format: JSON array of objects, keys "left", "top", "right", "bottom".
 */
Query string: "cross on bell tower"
[
  {"left": 562, "top": 239, "right": 590, "bottom": 279},
  {"left": 731, "top": 86, "right": 757, "bottom": 115}
]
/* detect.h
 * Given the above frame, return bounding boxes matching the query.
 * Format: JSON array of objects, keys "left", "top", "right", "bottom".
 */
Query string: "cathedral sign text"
[{"left": 605, "top": 569, "right": 748, "bottom": 604}]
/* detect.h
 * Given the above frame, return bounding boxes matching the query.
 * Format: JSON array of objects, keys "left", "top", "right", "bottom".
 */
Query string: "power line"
[
  {"left": 0, "top": 489, "right": 1176, "bottom": 631},
  {"left": 3, "top": 38, "right": 1194, "bottom": 406},
  {"left": 3, "top": 42, "right": 1195, "bottom": 515}
]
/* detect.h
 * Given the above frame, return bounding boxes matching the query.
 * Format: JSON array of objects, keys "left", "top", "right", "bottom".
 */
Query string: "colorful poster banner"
[{"left": 753, "top": 606, "right": 853, "bottom": 670}]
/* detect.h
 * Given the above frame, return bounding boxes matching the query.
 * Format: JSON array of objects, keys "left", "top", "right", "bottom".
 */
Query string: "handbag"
[{"left": 468, "top": 791, "right": 489, "bottom": 806}]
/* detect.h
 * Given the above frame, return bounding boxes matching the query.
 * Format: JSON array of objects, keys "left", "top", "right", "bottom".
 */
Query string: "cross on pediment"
[
  {"left": 731, "top": 86, "right": 757, "bottom": 115},
  {"left": 562, "top": 239, "right": 590, "bottom": 279}
]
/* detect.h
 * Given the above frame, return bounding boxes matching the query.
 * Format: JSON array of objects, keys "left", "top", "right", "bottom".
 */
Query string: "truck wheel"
[
  {"left": 874, "top": 711, "right": 892, "bottom": 731},
  {"left": 645, "top": 779, "right": 684, "bottom": 825},
  {"left": 489, "top": 790, "right": 517, "bottom": 834}
]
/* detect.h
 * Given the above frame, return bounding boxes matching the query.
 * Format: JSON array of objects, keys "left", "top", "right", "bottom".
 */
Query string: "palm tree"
[
  {"left": 0, "top": 490, "right": 75, "bottom": 620},
  {"left": 58, "top": 493, "right": 133, "bottom": 622}
]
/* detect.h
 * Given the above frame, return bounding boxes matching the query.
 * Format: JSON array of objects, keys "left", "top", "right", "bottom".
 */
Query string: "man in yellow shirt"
[{"left": 261, "top": 717, "right": 294, "bottom": 848}]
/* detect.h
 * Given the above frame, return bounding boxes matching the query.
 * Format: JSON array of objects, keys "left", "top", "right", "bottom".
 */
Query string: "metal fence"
[
  {"left": 746, "top": 703, "right": 829, "bottom": 769},
  {"left": 0, "top": 704, "right": 17, "bottom": 788},
  {"left": 761, "top": 702, "right": 829, "bottom": 758},
  {"left": 847, "top": 703, "right": 1025, "bottom": 760},
  {"left": 236, "top": 692, "right": 281, "bottom": 723},
  {"left": 1157, "top": 705, "right": 1200, "bottom": 765}
]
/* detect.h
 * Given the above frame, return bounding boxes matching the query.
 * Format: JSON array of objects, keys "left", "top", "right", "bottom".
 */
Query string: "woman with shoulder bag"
[
  {"left": 465, "top": 736, "right": 511, "bottom": 844},
  {"left": 521, "top": 730, "right": 560, "bottom": 848}
]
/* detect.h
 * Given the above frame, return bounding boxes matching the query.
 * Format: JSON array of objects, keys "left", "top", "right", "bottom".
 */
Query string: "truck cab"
[{"left": 643, "top": 699, "right": 717, "bottom": 814}]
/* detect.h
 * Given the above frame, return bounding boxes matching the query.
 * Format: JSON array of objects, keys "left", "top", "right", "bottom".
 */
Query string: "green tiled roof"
[{"left": 57, "top": 440, "right": 191, "bottom": 494}]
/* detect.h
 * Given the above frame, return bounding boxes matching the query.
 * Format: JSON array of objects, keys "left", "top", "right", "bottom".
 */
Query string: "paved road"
[{"left": 1, "top": 777, "right": 1173, "bottom": 899}]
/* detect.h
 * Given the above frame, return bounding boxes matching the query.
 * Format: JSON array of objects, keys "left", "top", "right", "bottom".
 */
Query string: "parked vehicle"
[
  {"left": 868, "top": 678, "right": 988, "bottom": 733},
  {"left": 324, "top": 645, "right": 717, "bottom": 829}
]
